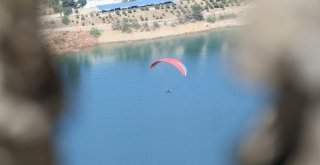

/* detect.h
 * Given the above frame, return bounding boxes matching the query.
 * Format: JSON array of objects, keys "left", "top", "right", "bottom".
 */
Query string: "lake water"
[{"left": 55, "top": 29, "right": 267, "bottom": 165}]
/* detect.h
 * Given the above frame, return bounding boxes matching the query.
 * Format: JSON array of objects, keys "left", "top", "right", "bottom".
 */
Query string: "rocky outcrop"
[{"left": 44, "top": 31, "right": 98, "bottom": 55}]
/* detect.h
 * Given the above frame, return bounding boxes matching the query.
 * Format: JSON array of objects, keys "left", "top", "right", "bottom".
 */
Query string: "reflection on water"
[
  {"left": 55, "top": 29, "right": 266, "bottom": 165},
  {"left": 58, "top": 30, "right": 231, "bottom": 67}
]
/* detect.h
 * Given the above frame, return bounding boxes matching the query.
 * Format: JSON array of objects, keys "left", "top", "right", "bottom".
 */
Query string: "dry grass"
[{"left": 40, "top": 0, "right": 247, "bottom": 30}]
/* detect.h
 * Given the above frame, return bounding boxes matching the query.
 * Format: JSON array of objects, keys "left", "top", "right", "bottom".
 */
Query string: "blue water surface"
[{"left": 55, "top": 29, "right": 267, "bottom": 165}]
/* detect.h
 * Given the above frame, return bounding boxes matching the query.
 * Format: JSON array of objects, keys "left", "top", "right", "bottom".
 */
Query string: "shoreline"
[
  {"left": 45, "top": 19, "right": 244, "bottom": 55},
  {"left": 99, "top": 19, "right": 244, "bottom": 44}
]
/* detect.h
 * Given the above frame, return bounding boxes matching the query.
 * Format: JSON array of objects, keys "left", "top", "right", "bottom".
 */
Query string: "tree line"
[{"left": 43, "top": 0, "right": 87, "bottom": 15}]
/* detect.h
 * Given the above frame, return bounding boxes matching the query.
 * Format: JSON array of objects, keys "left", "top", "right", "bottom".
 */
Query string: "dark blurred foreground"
[
  {"left": 0, "top": 0, "right": 61, "bottom": 164},
  {"left": 235, "top": 0, "right": 320, "bottom": 165}
]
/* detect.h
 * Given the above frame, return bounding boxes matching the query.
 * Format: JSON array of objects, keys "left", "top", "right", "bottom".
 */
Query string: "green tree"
[
  {"left": 61, "top": 15, "right": 70, "bottom": 25},
  {"left": 63, "top": 7, "right": 72, "bottom": 16},
  {"left": 62, "top": 0, "right": 75, "bottom": 8},
  {"left": 191, "top": 4, "right": 203, "bottom": 21},
  {"left": 52, "top": 4, "right": 62, "bottom": 13},
  {"left": 44, "top": 0, "right": 59, "bottom": 7},
  {"left": 78, "top": 0, "right": 87, "bottom": 7}
]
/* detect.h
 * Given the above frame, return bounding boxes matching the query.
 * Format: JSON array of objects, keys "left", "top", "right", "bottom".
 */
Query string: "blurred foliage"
[
  {"left": 191, "top": 4, "right": 203, "bottom": 21},
  {"left": 90, "top": 27, "right": 102, "bottom": 38},
  {"left": 207, "top": 14, "right": 217, "bottom": 23},
  {"left": 62, "top": 15, "right": 70, "bottom": 25}
]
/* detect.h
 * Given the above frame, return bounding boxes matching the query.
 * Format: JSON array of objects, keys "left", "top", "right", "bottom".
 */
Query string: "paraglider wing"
[{"left": 150, "top": 58, "right": 187, "bottom": 76}]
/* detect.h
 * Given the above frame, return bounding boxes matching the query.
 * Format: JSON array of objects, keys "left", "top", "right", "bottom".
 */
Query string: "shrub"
[
  {"left": 63, "top": 7, "right": 72, "bottom": 16},
  {"left": 153, "top": 22, "right": 160, "bottom": 29},
  {"left": 131, "top": 20, "right": 141, "bottom": 29},
  {"left": 112, "top": 22, "right": 121, "bottom": 30},
  {"left": 191, "top": 4, "right": 203, "bottom": 21},
  {"left": 121, "top": 22, "right": 132, "bottom": 33},
  {"left": 53, "top": 4, "right": 62, "bottom": 13},
  {"left": 219, "top": 13, "right": 237, "bottom": 20},
  {"left": 178, "top": 16, "right": 187, "bottom": 24},
  {"left": 123, "top": 18, "right": 129, "bottom": 22},
  {"left": 90, "top": 27, "right": 102, "bottom": 38},
  {"left": 213, "top": 2, "right": 220, "bottom": 8},
  {"left": 143, "top": 23, "right": 150, "bottom": 31},
  {"left": 61, "top": 15, "right": 70, "bottom": 25},
  {"left": 206, "top": 14, "right": 216, "bottom": 23},
  {"left": 140, "top": 15, "right": 144, "bottom": 21}
]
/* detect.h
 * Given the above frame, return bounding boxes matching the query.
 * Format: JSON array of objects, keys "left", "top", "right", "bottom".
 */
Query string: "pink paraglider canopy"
[{"left": 150, "top": 58, "right": 187, "bottom": 76}]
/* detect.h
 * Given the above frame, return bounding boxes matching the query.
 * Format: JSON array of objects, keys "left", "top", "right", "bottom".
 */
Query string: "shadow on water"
[{"left": 58, "top": 29, "right": 235, "bottom": 64}]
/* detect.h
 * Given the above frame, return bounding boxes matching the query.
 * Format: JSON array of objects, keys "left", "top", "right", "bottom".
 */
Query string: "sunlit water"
[{"left": 55, "top": 29, "right": 267, "bottom": 165}]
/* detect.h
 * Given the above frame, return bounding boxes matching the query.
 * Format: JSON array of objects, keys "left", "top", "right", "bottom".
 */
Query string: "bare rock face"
[
  {"left": 234, "top": 0, "right": 320, "bottom": 165},
  {"left": 0, "top": 0, "right": 62, "bottom": 165}
]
